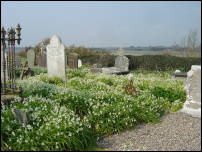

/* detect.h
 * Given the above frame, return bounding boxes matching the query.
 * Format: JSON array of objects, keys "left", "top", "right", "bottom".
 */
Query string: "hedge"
[{"left": 80, "top": 55, "right": 201, "bottom": 72}]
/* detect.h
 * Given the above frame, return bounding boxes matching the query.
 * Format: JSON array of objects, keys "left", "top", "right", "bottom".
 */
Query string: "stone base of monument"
[
  {"left": 180, "top": 65, "right": 201, "bottom": 118},
  {"left": 102, "top": 67, "right": 129, "bottom": 75},
  {"left": 90, "top": 67, "right": 129, "bottom": 75},
  {"left": 172, "top": 72, "right": 187, "bottom": 77},
  {"left": 180, "top": 100, "right": 201, "bottom": 118}
]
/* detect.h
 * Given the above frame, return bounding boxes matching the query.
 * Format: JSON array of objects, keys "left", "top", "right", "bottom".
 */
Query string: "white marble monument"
[
  {"left": 180, "top": 65, "right": 201, "bottom": 118},
  {"left": 46, "top": 35, "right": 66, "bottom": 81}
]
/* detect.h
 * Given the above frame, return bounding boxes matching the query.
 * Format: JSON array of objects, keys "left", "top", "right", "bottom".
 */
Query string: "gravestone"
[
  {"left": 37, "top": 51, "right": 47, "bottom": 67},
  {"left": 101, "top": 55, "right": 129, "bottom": 74},
  {"left": 180, "top": 65, "right": 201, "bottom": 118},
  {"left": 114, "top": 56, "right": 129, "bottom": 71},
  {"left": 68, "top": 53, "right": 78, "bottom": 69},
  {"left": 46, "top": 35, "right": 66, "bottom": 81},
  {"left": 78, "top": 59, "right": 82, "bottom": 68},
  {"left": 12, "top": 109, "right": 29, "bottom": 125},
  {"left": 27, "top": 49, "right": 35, "bottom": 67}
]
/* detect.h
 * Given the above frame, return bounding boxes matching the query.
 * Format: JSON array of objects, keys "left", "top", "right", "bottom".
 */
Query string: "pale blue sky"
[{"left": 1, "top": 1, "right": 201, "bottom": 47}]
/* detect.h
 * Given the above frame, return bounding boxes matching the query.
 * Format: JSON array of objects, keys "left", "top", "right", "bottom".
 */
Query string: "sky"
[{"left": 1, "top": 1, "right": 201, "bottom": 48}]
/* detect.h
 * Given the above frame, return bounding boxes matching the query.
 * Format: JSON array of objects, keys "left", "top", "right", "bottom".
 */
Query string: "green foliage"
[
  {"left": 15, "top": 69, "right": 21, "bottom": 78},
  {"left": 1, "top": 97, "right": 96, "bottom": 151},
  {"left": 150, "top": 86, "right": 186, "bottom": 102},
  {"left": 67, "top": 69, "right": 88, "bottom": 79},
  {"left": 2, "top": 69, "right": 186, "bottom": 151},
  {"left": 30, "top": 67, "right": 47, "bottom": 75},
  {"left": 40, "top": 75, "right": 63, "bottom": 85},
  {"left": 17, "top": 79, "right": 58, "bottom": 98},
  {"left": 128, "top": 55, "right": 201, "bottom": 71}
]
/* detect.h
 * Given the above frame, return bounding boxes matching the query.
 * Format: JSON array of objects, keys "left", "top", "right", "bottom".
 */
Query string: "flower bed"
[{"left": 1, "top": 69, "right": 186, "bottom": 151}]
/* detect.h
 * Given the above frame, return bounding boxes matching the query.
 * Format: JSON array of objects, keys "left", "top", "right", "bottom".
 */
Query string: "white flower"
[
  {"left": 12, "top": 132, "right": 15, "bottom": 136},
  {"left": 27, "top": 124, "right": 33, "bottom": 130}
]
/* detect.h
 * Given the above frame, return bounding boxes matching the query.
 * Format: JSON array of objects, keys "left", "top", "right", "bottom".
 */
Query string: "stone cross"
[
  {"left": 27, "top": 49, "right": 35, "bottom": 67},
  {"left": 46, "top": 35, "right": 66, "bottom": 81}
]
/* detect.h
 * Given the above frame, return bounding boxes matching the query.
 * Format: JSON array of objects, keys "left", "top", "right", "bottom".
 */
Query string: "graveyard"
[
  {"left": 1, "top": 34, "right": 201, "bottom": 151},
  {"left": 1, "top": 2, "right": 201, "bottom": 151}
]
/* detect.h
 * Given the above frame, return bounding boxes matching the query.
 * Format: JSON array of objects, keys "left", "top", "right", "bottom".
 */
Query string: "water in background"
[{"left": 109, "top": 50, "right": 164, "bottom": 55}]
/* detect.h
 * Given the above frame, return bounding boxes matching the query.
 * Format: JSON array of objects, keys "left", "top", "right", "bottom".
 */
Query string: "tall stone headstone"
[
  {"left": 180, "top": 65, "right": 201, "bottom": 118},
  {"left": 68, "top": 53, "right": 78, "bottom": 69},
  {"left": 37, "top": 51, "right": 47, "bottom": 67},
  {"left": 78, "top": 59, "right": 82, "bottom": 68},
  {"left": 27, "top": 49, "right": 35, "bottom": 67},
  {"left": 46, "top": 35, "right": 66, "bottom": 81},
  {"left": 114, "top": 56, "right": 129, "bottom": 71}
]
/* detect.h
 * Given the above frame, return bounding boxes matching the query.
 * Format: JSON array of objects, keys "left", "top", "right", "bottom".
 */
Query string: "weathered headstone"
[
  {"left": 27, "top": 49, "right": 35, "bottom": 67},
  {"left": 78, "top": 59, "right": 82, "bottom": 68},
  {"left": 68, "top": 53, "right": 78, "bottom": 69},
  {"left": 46, "top": 35, "right": 66, "bottom": 81},
  {"left": 180, "top": 65, "right": 201, "bottom": 118},
  {"left": 12, "top": 109, "right": 29, "bottom": 125},
  {"left": 15, "top": 55, "right": 21, "bottom": 67},
  {"left": 37, "top": 51, "right": 47, "bottom": 67},
  {"left": 114, "top": 56, "right": 129, "bottom": 71}
]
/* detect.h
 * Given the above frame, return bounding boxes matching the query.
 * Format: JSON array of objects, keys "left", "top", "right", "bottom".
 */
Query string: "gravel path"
[{"left": 97, "top": 112, "right": 201, "bottom": 151}]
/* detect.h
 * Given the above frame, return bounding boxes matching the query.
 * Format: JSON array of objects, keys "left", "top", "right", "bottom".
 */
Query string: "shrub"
[
  {"left": 30, "top": 67, "right": 47, "bottom": 75},
  {"left": 150, "top": 86, "right": 186, "bottom": 103},
  {"left": 40, "top": 75, "right": 63, "bottom": 85},
  {"left": 17, "top": 80, "right": 57, "bottom": 98},
  {"left": 1, "top": 96, "right": 97, "bottom": 151},
  {"left": 67, "top": 69, "right": 88, "bottom": 79},
  {"left": 80, "top": 54, "right": 201, "bottom": 72}
]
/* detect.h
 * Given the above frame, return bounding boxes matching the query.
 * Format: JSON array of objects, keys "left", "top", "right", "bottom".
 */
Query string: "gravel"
[{"left": 97, "top": 112, "right": 201, "bottom": 151}]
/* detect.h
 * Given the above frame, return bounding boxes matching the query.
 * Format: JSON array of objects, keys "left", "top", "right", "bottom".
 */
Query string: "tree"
[
  {"left": 187, "top": 29, "right": 198, "bottom": 50},
  {"left": 180, "top": 29, "right": 200, "bottom": 57}
]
